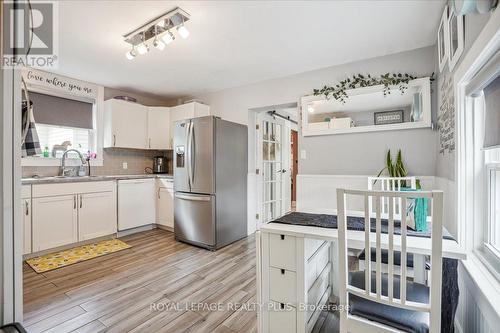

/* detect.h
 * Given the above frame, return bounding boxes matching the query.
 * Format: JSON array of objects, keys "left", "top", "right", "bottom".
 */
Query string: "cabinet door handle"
[
  {"left": 113, "top": 134, "right": 116, "bottom": 146},
  {"left": 25, "top": 200, "right": 29, "bottom": 215},
  {"left": 157, "top": 188, "right": 161, "bottom": 199},
  {"left": 74, "top": 195, "right": 76, "bottom": 209},
  {"left": 80, "top": 195, "right": 83, "bottom": 208},
  {"left": 149, "top": 138, "right": 151, "bottom": 148}
]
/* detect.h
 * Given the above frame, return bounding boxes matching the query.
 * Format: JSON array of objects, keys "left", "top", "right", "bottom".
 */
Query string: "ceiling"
[{"left": 52, "top": 1, "right": 444, "bottom": 100}]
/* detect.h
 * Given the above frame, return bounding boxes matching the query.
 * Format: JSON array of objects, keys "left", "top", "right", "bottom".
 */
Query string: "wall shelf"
[{"left": 301, "top": 77, "right": 432, "bottom": 136}]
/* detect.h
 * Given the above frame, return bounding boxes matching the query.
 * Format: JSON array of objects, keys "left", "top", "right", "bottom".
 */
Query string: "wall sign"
[
  {"left": 21, "top": 68, "right": 98, "bottom": 99},
  {"left": 438, "top": 71, "right": 455, "bottom": 154},
  {"left": 374, "top": 110, "right": 404, "bottom": 125}
]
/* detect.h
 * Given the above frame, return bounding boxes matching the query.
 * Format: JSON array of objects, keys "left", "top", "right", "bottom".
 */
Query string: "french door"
[{"left": 256, "top": 113, "right": 291, "bottom": 228}]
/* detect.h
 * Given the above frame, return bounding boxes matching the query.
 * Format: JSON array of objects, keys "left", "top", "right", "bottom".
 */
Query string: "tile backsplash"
[{"left": 22, "top": 149, "right": 173, "bottom": 178}]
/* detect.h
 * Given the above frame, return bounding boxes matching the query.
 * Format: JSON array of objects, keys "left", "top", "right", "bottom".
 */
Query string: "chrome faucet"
[{"left": 60, "top": 149, "right": 86, "bottom": 177}]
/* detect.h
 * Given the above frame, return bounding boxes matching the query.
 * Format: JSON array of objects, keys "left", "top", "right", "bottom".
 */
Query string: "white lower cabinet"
[
  {"left": 22, "top": 185, "right": 32, "bottom": 254},
  {"left": 31, "top": 181, "right": 117, "bottom": 253},
  {"left": 156, "top": 179, "right": 174, "bottom": 229},
  {"left": 78, "top": 191, "right": 117, "bottom": 241},
  {"left": 33, "top": 195, "right": 78, "bottom": 252},
  {"left": 157, "top": 187, "right": 174, "bottom": 228}
]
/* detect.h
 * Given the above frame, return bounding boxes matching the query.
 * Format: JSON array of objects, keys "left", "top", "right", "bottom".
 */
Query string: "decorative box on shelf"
[{"left": 330, "top": 117, "right": 354, "bottom": 129}]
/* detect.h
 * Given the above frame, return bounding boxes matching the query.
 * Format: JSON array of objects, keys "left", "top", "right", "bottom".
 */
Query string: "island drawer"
[
  {"left": 269, "top": 267, "right": 297, "bottom": 305},
  {"left": 269, "top": 233, "right": 296, "bottom": 271},
  {"left": 269, "top": 302, "right": 296, "bottom": 333}
]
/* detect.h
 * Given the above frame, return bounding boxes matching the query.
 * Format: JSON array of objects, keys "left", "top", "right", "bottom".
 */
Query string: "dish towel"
[{"left": 21, "top": 101, "right": 42, "bottom": 157}]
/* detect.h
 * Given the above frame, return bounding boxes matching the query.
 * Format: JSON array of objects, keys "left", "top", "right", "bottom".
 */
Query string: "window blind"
[
  {"left": 483, "top": 75, "right": 500, "bottom": 150},
  {"left": 30, "top": 92, "right": 94, "bottom": 129}
]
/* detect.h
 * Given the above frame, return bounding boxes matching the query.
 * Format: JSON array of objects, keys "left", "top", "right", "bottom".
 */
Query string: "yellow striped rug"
[{"left": 26, "top": 239, "right": 131, "bottom": 273}]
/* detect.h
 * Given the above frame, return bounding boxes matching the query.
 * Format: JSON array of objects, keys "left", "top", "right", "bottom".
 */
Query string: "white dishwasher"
[{"left": 117, "top": 178, "right": 155, "bottom": 231}]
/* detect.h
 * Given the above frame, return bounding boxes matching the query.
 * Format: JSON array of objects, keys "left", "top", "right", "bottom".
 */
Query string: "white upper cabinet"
[
  {"left": 169, "top": 102, "right": 210, "bottom": 147},
  {"left": 147, "top": 107, "right": 171, "bottom": 150},
  {"left": 170, "top": 102, "right": 210, "bottom": 124},
  {"left": 104, "top": 100, "right": 209, "bottom": 150},
  {"left": 104, "top": 99, "right": 148, "bottom": 149},
  {"left": 301, "top": 77, "right": 432, "bottom": 136}
]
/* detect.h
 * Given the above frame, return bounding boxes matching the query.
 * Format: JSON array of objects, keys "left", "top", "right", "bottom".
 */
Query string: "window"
[
  {"left": 28, "top": 91, "right": 95, "bottom": 159},
  {"left": 36, "top": 124, "right": 92, "bottom": 158},
  {"left": 467, "top": 59, "right": 500, "bottom": 277}
]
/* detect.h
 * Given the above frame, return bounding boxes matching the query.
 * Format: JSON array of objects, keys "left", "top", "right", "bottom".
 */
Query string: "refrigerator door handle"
[
  {"left": 175, "top": 193, "right": 211, "bottom": 202},
  {"left": 186, "top": 121, "right": 193, "bottom": 189},
  {"left": 191, "top": 121, "right": 196, "bottom": 186}
]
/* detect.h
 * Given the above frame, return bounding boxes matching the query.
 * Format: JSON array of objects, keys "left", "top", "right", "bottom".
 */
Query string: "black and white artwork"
[{"left": 438, "top": 71, "right": 455, "bottom": 154}]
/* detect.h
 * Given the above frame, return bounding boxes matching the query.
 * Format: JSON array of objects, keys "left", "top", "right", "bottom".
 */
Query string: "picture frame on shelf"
[
  {"left": 448, "top": 10, "right": 465, "bottom": 72},
  {"left": 374, "top": 110, "right": 404, "bottom": 125},
  {"left": 438, "top": 6, "right": 450, "bottom": 73}
]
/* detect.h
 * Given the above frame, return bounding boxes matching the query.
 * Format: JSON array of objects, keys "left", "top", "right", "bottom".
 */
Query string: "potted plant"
[
  {"left": 375, "top": 149, "right": 426, "bottom": 231},
  {"left": 374, "top": 149, "right": 421, "bottom": 189}
]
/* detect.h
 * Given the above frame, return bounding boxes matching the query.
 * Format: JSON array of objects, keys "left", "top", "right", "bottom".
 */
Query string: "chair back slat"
[
  {"left": 367, "top": 176, "right": 417, "bottom": 217},
  {"left": 388, "top": 198, "right": 394, "bottom": 302},
  {"left": 336, "top": 188, "right": 444, "bottom": 332},
  {"left": 363, "top": 194, "right": 371, "bottom": 296},
  {"left": 401, "top": 196, "right": 407, "bottom": 305},
  {"left": 375, "top": 195, "right": 382, "bottom": 300}
]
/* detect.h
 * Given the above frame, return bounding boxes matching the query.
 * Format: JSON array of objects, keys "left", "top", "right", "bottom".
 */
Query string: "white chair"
[
  {"left": 337, "top": 188, "right": 443, "bottom": 333},
  {"left": 360, "top": 177, "right": 426, "bottom": 280}
]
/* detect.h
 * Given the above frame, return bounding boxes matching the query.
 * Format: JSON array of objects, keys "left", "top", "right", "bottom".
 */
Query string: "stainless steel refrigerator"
[{"left": 173, "top": 116, "right": 247, "bottom": 250}]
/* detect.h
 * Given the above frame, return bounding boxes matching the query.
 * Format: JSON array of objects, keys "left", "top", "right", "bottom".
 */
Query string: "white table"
[{"left": 256, "top": 222, "right": 466, "bottom": 333}]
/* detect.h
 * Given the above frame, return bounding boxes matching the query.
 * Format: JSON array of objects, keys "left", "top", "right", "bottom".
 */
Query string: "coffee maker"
[{"left": 153, "top": 156, "right": 167, "bottom": 174}]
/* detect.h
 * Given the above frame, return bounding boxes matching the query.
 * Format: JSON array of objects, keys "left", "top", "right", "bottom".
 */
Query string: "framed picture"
[
  {"left": 438, "top": 6, "right": 449, "bottom": 73},
  {"left": 448, "top": 10, "right": 465, "bottom": 72},
  {"left": 374, "top": 110, "right": 404, "bottom": 125}
]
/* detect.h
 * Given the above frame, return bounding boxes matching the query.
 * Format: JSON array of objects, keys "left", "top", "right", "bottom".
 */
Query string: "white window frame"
[
  {"left": 456, "top": 23, "right": 500, "bottom": 281},
  {"left": 21, "top": 84, "right": 104, "bottom": 167}
]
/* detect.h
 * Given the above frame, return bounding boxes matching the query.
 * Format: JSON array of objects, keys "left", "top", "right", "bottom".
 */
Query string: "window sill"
[
  {"left": 21, "top": 157, "right": 103, "bottom": 167},
  {"left": 461, "top": 252, "right": 500, "bottom": 315}
]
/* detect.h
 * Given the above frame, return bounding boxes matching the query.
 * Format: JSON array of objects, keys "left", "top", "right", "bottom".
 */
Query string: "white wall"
[{"left": 196, "top": 46, "right": 438, "bottom": 177}]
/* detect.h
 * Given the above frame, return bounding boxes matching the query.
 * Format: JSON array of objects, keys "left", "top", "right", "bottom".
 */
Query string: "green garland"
[{"left": 313, "top": 73, "right": 434, "bottom": 103}]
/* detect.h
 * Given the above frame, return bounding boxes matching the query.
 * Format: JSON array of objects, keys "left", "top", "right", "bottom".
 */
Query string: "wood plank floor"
[{"left": 24, "top": 229, "right": 338, "bottom": 333}]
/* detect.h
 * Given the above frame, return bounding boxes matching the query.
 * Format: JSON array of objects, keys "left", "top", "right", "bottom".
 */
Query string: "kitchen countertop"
[{"left": 22, "top": 173, "right": 173, "bottom": 185}]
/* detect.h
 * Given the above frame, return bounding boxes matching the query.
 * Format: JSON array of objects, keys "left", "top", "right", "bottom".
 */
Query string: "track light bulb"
[
  {"left": 177, "top": 25, "right": 190, "bottom": 39},
  {"left": 125, "top": 48, "right": 137, "bottom": 60},
  {"left": 153, "top": 38, "right": 166, "bottom": 50},
  {"left": 137, "top": 43, "right": 149, "bottom": 55},
  {"left": 162, "top": 31, "right": 175, "bottom": 45}
]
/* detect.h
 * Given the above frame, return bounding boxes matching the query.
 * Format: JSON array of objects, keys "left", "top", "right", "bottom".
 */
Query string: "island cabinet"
[
  {"left": 257, "top": 232, "right": 332, "bottom": 333},
  {"left": 31, "top": 181, "right": 117, "bottom": 252}
]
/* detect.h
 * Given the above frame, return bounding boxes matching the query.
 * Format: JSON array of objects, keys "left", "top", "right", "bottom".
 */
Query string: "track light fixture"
[{"left": 122, "top": 7, "right": 190, "bottom": 59}]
